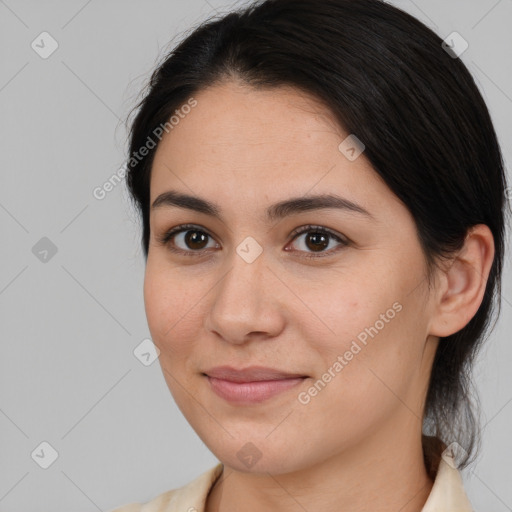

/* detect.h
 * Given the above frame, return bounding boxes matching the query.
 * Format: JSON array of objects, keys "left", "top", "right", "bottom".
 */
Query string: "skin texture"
[{"left": 143, "top": 80, "right": 495, "bottom": 512}]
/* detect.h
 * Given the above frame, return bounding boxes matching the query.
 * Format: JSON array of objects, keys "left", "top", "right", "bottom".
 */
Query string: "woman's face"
[{"left": 144, "top": 80, "right": 440, "bottom": 474}]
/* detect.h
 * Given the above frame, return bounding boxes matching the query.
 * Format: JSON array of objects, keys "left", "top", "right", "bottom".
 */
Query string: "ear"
[{"left": 428, "top": 224, "right": 495, "bottom": 338}]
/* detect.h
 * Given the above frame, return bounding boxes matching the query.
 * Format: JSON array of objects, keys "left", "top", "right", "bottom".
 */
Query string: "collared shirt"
[{"left": 108, "top": 455, "right": 473, "bottom": 512}]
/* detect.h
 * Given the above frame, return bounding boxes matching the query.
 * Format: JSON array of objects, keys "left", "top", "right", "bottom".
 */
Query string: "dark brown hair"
[{"left": 124, "top": 0, "right": 509, "bottom": 472}]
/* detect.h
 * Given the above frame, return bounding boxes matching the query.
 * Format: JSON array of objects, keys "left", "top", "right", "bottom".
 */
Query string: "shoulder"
[
  {"left": 108, "top": 504, "right": 142, "bottom": 512},
  {"left": 106, "top": 462, "right": 224, "bottom": 512},
  {"left": 106, "top": 488, "right": 176, "bottom": 512},
  {"left": 422, "top": 452, "right": 473, "bottom": 511}
]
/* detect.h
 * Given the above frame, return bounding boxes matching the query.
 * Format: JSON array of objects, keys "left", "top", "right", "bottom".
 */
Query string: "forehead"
[{"left": 149, "top": 81, "right": 398, "bottom": 222}]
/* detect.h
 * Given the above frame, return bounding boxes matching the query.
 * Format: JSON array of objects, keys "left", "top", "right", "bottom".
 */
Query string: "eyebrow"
[{"left": 151, "top": 190, "right": 374, "bottom": 222}]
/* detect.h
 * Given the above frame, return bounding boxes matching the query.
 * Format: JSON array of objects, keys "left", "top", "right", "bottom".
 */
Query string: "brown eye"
[
  {"left": 183, "top": 230, "right": 209, "bottom": 250},
  {"left": 157, "top": 223, "right": 348, "bottom": 260},
  {"left": 287, "top": 225, "right": 349, "bottom": 259},
  {"left": 304, "top": 232, "right": 330, "bottom": 252},
  {"left": 157, "top": 224, "right": 218, "bottom": 256}
]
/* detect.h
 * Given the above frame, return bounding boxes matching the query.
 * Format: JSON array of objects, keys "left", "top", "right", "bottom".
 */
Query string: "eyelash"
[{"left": 156, "top": 223, "right": 349, "bottom": 260}]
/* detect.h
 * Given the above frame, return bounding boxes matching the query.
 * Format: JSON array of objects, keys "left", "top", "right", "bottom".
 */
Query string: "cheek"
[
  {"left": 304, "top": 271, "right": 420, "bottom": 387},
  {"left": 143, "top": 268, "right": 200, "bottom": 408},
  {"left": 313, "top": 301, "right": 428, "bottom": 432},
  {"left": 300, "top": 275, "right": 389, "bottom": 349},
  {"left": 144, "top": 268, "right": 168, "bottom": 342},
  {"left": 143, "top": 263, "right": 192, "bottom": 351}
]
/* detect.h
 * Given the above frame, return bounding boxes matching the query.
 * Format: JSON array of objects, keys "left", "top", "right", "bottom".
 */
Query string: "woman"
[{"left": 111, "top": 0, "right": 508, "bottom": 510}]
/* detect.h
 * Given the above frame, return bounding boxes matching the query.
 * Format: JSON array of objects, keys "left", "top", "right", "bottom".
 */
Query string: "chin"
[{"left": 208, "top": 438, "right": 315, "bottom": 475}]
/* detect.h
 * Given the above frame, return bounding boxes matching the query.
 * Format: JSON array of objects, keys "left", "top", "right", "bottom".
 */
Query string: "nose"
[{"left": 204, "top": 247, "right": 286, "bottom": 345}]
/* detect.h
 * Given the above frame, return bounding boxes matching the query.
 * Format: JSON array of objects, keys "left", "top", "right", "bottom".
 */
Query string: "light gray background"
[{"left": 0, "top": 0, "right": 511, "bottom": 511}]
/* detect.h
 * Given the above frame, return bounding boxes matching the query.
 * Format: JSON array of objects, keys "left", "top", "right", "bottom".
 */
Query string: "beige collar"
[
  {"left": 421, "top": 455, "right": 473, "bottom": 511},
  {"left": 140, "top": 455, "right": 472, "bottom": 512}
]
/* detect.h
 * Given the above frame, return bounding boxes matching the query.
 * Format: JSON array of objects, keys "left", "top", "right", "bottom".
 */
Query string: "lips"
[
  {"left": 203, "top": 365, "right": 307, "bottom": 383},
  {"left": 202, "top": 366, "right": 309, "bottom": 404}
]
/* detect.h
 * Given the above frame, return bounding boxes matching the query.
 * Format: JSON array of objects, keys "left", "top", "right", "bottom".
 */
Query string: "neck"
[{"left": 206, "top": 426, "right": 434, "bottom": 512}]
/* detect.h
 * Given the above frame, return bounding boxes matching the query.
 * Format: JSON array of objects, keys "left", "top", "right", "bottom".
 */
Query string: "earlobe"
[{"left": 428, "top": 224, "right": 495, "bottom": 338}]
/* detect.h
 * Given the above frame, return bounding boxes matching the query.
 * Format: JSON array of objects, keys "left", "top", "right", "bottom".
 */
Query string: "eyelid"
[
  {"left": 286, "top": 224, "right": 349, "bottom": 258},
  {"left": 157, "top": 223, "right": 349, "bottom": 258},
  {"left": 156, "top": 223, "right": 218, "bottom": 255},
  {"left": 289, "top": 224, "right": 348, "bottom": 243}
]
